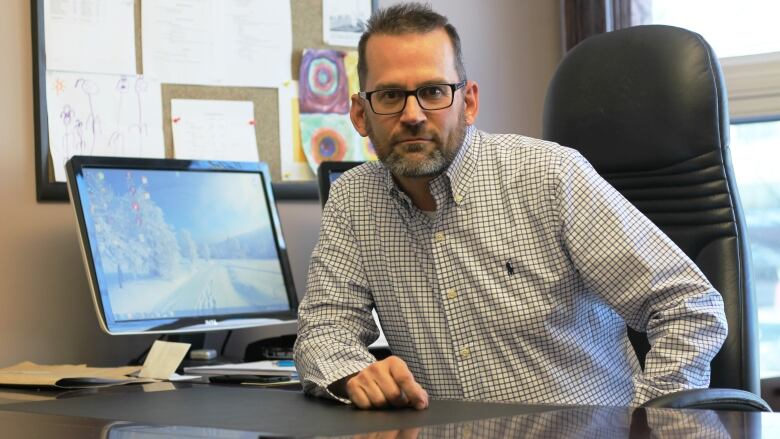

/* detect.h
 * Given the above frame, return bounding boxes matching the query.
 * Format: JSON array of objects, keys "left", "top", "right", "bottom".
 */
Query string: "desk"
[{"left": 0, "top": 383, "right": 777, "bottom": 437}]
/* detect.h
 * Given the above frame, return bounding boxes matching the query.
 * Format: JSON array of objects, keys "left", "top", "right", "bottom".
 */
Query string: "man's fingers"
[
  {"left": 346, "top": 381, "right": 373, "bottom": 409},
  {"left": 373, "top": 372, "right": 409, "bottom": 408},
  {"left": 346, "top": 357, "right": 428, "bottom": 410},
  {"left": 363, "top": 377, "right": 390, "bottom": 408},
  {"left": 347, "top": 375, "right": 388, "bottom": 408},
  {"left": 401, "top": 381, "right": 428, "bottom": 410},
  {"left": 388, "top": 358, "right": 428, "bottom": 410}
]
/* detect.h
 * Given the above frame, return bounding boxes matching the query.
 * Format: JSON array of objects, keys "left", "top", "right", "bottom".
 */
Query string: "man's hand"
[{"left": 329, "top": 356, "right": 429, "bottom": 410}]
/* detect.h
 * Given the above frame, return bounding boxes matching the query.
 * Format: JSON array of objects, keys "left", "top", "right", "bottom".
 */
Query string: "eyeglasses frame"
[{"left": 358, "top": 80, "right": 468, "bottom": 115}]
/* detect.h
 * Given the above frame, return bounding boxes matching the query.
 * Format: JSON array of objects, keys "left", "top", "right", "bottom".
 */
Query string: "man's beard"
[{"left": 367, "top": 111, "right": 468, "bottom": 178}]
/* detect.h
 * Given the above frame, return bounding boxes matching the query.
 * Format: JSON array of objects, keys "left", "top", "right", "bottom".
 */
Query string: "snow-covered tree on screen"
[
  {"left": 179, "top": 229, "right": 199, "bottom": 263},
  {"left": 123, "top": 172, "right": 181, "bottom": 280},
  {"left": 86, "top": 171, "right": 148, "bottom": 287}
]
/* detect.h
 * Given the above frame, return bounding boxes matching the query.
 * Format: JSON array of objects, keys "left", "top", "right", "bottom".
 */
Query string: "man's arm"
[
  {"left": 552, "top": 150, "right": 728, "bottom": 406},
  {"left": 293, "top": 184, "right": 427, "bottom": 409}
]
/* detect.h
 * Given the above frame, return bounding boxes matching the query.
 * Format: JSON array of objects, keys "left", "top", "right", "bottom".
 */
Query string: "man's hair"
[{"left": 357, "top": 2, "right": 467, "bottom": 90}]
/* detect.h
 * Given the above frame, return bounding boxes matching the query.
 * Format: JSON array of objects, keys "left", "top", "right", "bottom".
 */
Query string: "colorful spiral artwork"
[
  {"left": 299, "top": 49, "right": 349, "bottom": 114},
  {"left": 299, "top": 113, "right": 364, "bottom": 172},
  {"left": 310, "top": 127, "right": 348, "bottom": 163}
]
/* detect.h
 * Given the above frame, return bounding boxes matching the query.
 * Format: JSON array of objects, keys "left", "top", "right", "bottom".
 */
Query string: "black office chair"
[{"left": 543, "top": 24, "right": 771, "bottom": 411}]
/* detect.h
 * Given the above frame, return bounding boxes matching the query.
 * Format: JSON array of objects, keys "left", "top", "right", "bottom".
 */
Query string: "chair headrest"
[{"left": 543, "top": 25, "right": 729, "bottom": 173}]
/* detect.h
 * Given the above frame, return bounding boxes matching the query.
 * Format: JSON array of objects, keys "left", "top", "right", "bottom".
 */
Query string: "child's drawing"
[{"left": 46, "top": 71, "right": 165, "bottom": 182}]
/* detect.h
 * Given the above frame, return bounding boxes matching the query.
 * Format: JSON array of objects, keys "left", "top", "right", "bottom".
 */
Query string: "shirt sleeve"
[
  {"left": 551, "top": 150, "right": 728, "bottom": 406},
  {"left": 293, "top": 181, "right": 379, "bottom": 402}
]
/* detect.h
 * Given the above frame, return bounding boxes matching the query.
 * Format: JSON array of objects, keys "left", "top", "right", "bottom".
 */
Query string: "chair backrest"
[{"left": 542, "top": 25, "right": 759, "bottom": 394}]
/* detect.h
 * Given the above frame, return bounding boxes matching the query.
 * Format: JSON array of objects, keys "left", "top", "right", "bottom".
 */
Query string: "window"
[
  {"left": 649, "top": 0, "right": 780, "bottom": 58},
  {"left": 730, "top": 120, "right": 780, "bottom": 378},
  {"left": 643, "top": 1, "right": 780, "bottom": 378}
]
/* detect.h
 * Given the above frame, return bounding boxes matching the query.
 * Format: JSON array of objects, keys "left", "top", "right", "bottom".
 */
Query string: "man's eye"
[
  {"left": 419, "top": 86, "right": 446, "bottom": 99},
  {"left": 376, "top": 90, "right": 402, "bottom": 101}
]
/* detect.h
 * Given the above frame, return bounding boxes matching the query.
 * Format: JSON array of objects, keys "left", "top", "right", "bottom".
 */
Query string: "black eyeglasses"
[{"left": 359, "top": 80, "right": 467, "bottom": 115}]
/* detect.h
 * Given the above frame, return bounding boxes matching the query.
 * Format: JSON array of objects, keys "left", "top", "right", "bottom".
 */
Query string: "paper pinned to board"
[
  {"left": 45, "top": 71, "right": 165, "bottom": 182},
  {"left": 0, "top": 361, "right": 153, "bottom": 389},
  {"left": 44, "top": 0, "right": 137, "bottom": 74},
  {"left": 322, "top": 0, "right": 372, "bottom": 47},
  {"left": 138, "top": 340, "right": 191, "bottom": 380},
  {"left": 171, "top": 99, "right": 260, "bottom": 162},
  {"left": 142, "top": 0, "right": 292, "bottom": 87}
]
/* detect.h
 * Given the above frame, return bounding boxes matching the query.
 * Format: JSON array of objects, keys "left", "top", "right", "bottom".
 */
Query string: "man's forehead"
[{"left": 363, "top": 29, "right": 456, "bottom": 85}]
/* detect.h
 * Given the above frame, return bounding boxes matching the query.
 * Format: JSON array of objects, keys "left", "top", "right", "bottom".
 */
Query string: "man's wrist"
[{"left": 327, "top": 372, "right": 357, "bottom": 399}]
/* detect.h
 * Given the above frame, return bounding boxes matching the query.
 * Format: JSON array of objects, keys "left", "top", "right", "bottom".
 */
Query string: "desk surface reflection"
[{"left": 0, "top": 383, "right": 776, "bottom": 438}]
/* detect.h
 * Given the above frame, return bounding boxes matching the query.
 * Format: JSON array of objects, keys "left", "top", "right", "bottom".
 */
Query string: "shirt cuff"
[{"left": 304, "top": 360, "right": 373, "bottom": 404}]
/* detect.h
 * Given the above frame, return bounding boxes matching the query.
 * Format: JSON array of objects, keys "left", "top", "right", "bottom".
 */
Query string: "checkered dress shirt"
[{"left": 294, "top": 126, "right": 727, "bottom": 406}]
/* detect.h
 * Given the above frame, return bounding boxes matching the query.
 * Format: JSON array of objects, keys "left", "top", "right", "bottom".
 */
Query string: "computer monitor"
[
  {"left": 317, "top": 161, "right": 364, "bottom": 207},
  {"left": 66, "top": 156, "right": 298, "bottom": 335}
]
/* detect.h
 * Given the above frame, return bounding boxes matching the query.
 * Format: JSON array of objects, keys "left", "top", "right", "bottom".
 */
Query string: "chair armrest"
[{"left": 641, "top": 388, "right": 772, "bottom": 412}]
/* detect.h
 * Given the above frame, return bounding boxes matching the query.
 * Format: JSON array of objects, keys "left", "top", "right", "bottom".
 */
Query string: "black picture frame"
[{"left": 31, "top": 0, "right": 376, "bottom": 202}]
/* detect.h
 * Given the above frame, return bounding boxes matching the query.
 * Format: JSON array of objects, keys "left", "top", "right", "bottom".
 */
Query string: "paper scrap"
[
  {"left": 171, "top": 99, "right": 260, "bottom": 162},
  {"left": 138, "top": 340, "right": 191, "bottom": 380}
]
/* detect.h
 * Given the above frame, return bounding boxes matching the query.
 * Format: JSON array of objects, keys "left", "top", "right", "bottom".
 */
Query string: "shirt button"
[
  {"left": 454, "top": 194, "right": 463, "bottom": 204},
  {"left": 459, "top": 347, "right": 470, "bottom": 359},
  {"left": 434, "top": 232, "right": 445, "bottom": 242},
  {"left": 447, "top": 289, "right": 457, "bottom": 300}
]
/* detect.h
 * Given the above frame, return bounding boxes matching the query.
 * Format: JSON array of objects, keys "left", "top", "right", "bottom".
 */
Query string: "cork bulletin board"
[{"left": 32, "top": 0, "right": 377, "bottom": 201}]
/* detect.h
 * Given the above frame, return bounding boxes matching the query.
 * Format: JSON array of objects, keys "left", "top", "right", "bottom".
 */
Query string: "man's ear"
[
  {"left": 350, "top": 94, "right": 369, "bottom": 137},
  {"left": 463, "top": 80, "right": 479, "bottom": 125}
]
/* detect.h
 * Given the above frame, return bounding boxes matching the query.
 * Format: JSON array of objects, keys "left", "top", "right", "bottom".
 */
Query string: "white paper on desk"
[
  {"left": 46, "top": 71, "right": 165, "bottom": 182},
  {"left": 171, "top": 99, "right": 260, "bottom": 162},
  {"left": 183, "top": 360, "right": 296, "bottom": 377},
  {"left": 142, "top": 0, "right": 292, "bottom": 87},
  {"left": 44, "top": 0, "right": 136, "bottom": 74},
  {"left": 322, "top": 0, "right": 372, "bottom": 48}
]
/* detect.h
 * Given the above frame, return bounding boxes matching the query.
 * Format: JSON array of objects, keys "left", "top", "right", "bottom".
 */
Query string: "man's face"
[{"left": 350, "top": 29, "right": 479, "bottom": 179}]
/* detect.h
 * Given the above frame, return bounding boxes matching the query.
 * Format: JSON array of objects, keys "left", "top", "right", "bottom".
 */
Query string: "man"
[{"left": 294, "top": 3, "right": 727, "bottom": 410}]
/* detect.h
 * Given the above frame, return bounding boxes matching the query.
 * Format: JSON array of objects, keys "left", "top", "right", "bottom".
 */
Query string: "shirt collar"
[{"left": 443, "top": 124, "right": 479, "bottom": 205}]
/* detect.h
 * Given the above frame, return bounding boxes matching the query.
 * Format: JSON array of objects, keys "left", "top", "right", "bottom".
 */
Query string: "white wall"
[
  {"left": 380, "top": 0, "right": 562, "bottom": 136},
  {"left": 0, "top": 0, "right": 560, "bottom": 367}
]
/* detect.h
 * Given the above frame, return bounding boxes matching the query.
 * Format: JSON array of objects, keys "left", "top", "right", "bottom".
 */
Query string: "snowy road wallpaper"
[{"left": 80, "top": 167, "right": 288, "bottom": 322}]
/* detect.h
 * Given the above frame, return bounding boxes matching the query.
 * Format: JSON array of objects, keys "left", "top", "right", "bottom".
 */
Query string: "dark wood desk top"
[{"left": 0, "top": 383, "right": 777, "bottom": 437}]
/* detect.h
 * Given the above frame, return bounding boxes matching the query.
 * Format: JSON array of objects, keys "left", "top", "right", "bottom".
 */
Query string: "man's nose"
[{"left": 399, "top": 94, "right": 426, "bottom": 125}]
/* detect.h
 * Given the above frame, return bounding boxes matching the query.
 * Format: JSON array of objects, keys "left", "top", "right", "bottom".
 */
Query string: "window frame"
[{"left": 721, "top": 52, "right": 780, "bottom": 122}]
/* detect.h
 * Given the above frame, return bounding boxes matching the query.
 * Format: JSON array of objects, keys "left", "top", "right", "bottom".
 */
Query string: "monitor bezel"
[
  {"left": 316, "top": 161, "right": 364, "bottom": 208},
  {"left": 66, "top": 155, "right": 298, "bottom": 335}
]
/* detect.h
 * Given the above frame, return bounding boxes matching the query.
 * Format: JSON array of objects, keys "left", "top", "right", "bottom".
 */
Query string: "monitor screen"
[{"left": 66, "top": 156, "right": 297, "bottom": 335}]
